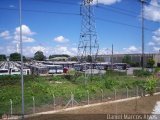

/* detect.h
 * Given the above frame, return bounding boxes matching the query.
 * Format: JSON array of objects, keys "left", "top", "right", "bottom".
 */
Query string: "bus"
[
  {"left": 47, "top": 65, "right": 63, "bottom": 74},
  {"left": 114, "top": 63, "right": 128, "bottom": 70},
  {"left": 0, "top": 69, "right": 9, "bottom": 75}
]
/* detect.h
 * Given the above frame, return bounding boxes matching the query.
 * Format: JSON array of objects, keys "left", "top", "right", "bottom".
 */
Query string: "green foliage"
[
  {"left": 67, "top": 69, "right": 76, "bottom": 75},
  {"left": 0, "top": 75, "right": 39, "bottom": 86},
  {"left": 130, "top": 62, "right": 140, "bottom": 67},
  {"left": 106, "top": 70, "right": 126, "bottom": 76},
  {"left": 0, "top": 54, "right": 6, "bottom": 61},
  {"left": 133, "top": 70, "right": 152, "bottom": 77},
  {"left": 154, "top": 67, "right": 160, "bottom": 73},
  {"left": 75, "top": 75, "right": 86, "bottom": 84},
  {"left": 70, "top": 56, "right": 78, "bottom": 61},
  {"left": 49, "top": 54, "right": 70, "bottom": 59},
  {"left": 9, "top": 52, "right": 26, "bottom": 61},
  {"left": 104, "top": 77, "right": 118, "bottom": 89},
  {"left": 86, "top": 55, "right": 92, "bottom": 62},
  {"left": 0, "top": 72, "right": 159, "bottom": 115},
  {"left": 122, "top": 55, "right": 131, "bottom": 64},
  {"left": 144, "top": 77, "right": 157, "bottom": 95},
  {"left": 96, "top": 57, "right": 105, "bottom": 62},
  {"left": 34, "top": 51, "right": 46, "bottom": 61},
  {"left": 147, "top": 58, "right": 155, "bottom": 68}
]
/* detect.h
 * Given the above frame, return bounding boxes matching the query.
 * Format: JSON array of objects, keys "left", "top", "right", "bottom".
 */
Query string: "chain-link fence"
[{"left": 1, "top": 86, "right": 160, "bottom": 118}]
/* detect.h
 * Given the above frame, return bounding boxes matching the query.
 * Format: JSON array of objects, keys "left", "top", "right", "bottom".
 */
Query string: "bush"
[
  {"left": 50, "top": 75, "right": 66, "bottom": 81},
  {"left": 130, "top": 62, "right": 140, "bottom": 67},
  {"left": 154, "top": 67, "right": 160, "bottom": 73},
  {"left": 63, "top": 75, "right": 73, "bottom": 81},
  {"left": 75, "top": 76, "right": 86, "bottom": 84},
  {"left": 104, "top": 78, "right": 118, "bottom": 90},
  {"left": 144, "top": 77, "right": 157, "bottom": 95},
  {"left": 133, "top": 70, "right": 151, "bottom": 77},
  {"left": 106, "top": 70, "right": 126, "bottom": 76}
]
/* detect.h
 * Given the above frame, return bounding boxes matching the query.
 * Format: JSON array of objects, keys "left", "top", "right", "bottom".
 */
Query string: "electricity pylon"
[{"left": 77, "top": 0, "right": 99, "bottom": 84}]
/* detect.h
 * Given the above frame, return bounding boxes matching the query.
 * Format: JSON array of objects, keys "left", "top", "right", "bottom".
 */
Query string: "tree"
[
  {"left": 70, "top": 56, "right": 78, "bottom": 61},
  {"left": 122, "top": 55, "right": 131, "bottom": 64},
  {"left": 147, "top": 58, "right": 155, "bottom": 68},
  {"left": 49, "top": 54, "right": 70, "bottom": 59},
  {"left": 86, "top": 55, "right": 92, "bottom": 62},
  {"left": 9, "top": 52, "right": 26, "bottom": 61},
  {"left": 0, "top": 54, "right": 6, "bottom": 61},
  {"left": 96, "top": 57, "right": 105, "bottom": 62},
  {"left": 34, "top": 51, "right": 46, "bottom": 61}
]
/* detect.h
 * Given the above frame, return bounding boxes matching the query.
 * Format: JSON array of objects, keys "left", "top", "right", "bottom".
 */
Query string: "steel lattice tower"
[{"left": 78, "top": 0, "right": 99, "bottom": 63}]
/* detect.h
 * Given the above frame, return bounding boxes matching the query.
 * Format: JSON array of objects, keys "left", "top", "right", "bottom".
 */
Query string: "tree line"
[
  {"left": 0, "top": 51, "right": 75, "bottom": 61},
  {"left": 0, "top": 52, "right": 155, "bottom": 68}
]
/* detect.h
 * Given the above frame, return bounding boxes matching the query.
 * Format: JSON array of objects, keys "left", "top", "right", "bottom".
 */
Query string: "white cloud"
[
  {"left": 123, "top": 46, "right": 141, "bottom": 53},
  {"left": 153, "top": 46, "right": 160, "bottom": 52},
  {"left": 143, "top": 0, "right": 160, "bottom": 22},
  {"left": 153, "top": 36, "right": 160, "bottom": 43},
  {"left": 148, "top": 42, "right": 155, "bottom": 46},
  {"left": 54, "top": 36, "right": 69, "bottom": 43},
  {"left": 15, "top": 25, "right": 35, "bottom": 36},
  {"left": 0, "top": 25, "right": 36, "bottom": 43},
  {"left": 0, "top": 30, "right": 12, "bottom": 40},
  {"left": 0, "top": 45, "right": 17, "bottom": 55},
  {"left": 9, "top": 5, "right": 15, "bottom": 8},
  {"left": 154, "top": 28, "right": 160, "bottom": 36},
  {"left": 93, "top": 0, "right": 121, "bottom": 5},
  {"left": 13, "top": 35, "right": 35, "bottom": 43},
  {"left": 20, "top": 45, "right": 77, "bottom": 57},
  {"left": 13, "top": 25, "right": 35, "bottom": 43},
  {"left": 148, "top": 28, "right": 160, "bottom": 47}
]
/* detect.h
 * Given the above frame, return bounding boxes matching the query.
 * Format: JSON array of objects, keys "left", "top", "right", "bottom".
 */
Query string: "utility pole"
[
  {"left": 140, "top": 0, "right": 145, "bottom": 70},
  {"left": 111, "top": 44, "right": 113, "bottom": 70},
  {"left": 19, "top": 0, "right": 24, "bottom": 119}
]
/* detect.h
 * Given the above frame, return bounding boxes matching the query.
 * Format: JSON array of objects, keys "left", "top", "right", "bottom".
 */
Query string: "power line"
[
  {"left": 96, "top": 17, "right": 154, "bottom": 32},
  {"left": 31, "top": 0, "right": 79, "bottom": 6},
  {"left": 32, "top": 0, "right": 143, "bottom": 18},
  {"left": 135, "top": 0, "right": 160, "bottom": 9},
  {"left": 0, "top": 7, "right": 155, "bottom": 31},
  {"left": 96, "top": 2, "right": 139, "bottom": 15},
  {"left": 145, "top": 0, "right": 160, "bottom": 9},
  {"left": 96, "top": 6, "right": 139, "bottom": 18},
  {"left": 0, "top": 7, "right": 80, "bottom": 16}
]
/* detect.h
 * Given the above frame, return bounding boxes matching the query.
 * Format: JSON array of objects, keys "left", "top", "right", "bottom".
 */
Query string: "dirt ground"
[{"left": 25, "top": 95, "right": 160, "bottom": 120}]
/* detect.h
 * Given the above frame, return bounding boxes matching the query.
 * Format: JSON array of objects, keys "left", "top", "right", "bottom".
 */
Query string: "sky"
[{"left": 0, "top": 0, "right": 160, "bottom": 57}]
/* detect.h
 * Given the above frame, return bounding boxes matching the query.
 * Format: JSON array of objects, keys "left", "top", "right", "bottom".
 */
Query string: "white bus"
[
  {"left": 47, "top": 65, "right": 63, "bottom": 74},
  {"left": 0, "top": 69, "right": 9, "bottom": 75},
  {"left": 10, "top": 68, "right": 21, "bottom": 75}
]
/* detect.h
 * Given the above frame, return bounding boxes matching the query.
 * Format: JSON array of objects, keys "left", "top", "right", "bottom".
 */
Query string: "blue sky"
[{"left": 0, "top": 0, "right": 160, "bottom": 57}]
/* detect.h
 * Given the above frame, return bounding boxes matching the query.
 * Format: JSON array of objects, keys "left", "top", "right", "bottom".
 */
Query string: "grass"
[{"left": 0, "top": 70, "right": 159, "bottom": 115}]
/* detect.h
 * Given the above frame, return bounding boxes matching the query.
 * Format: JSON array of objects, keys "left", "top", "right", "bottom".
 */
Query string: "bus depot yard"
[
  {"left": 0, "top": 61, "right": 127, "bottom": 76},
  {"left": 1, "top": 68, "right": 160, "bottom": 119}
]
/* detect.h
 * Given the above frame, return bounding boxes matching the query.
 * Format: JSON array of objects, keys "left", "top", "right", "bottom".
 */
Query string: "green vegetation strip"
[{"left": 0, "top": 70, "right": 159, "bottom": 115}]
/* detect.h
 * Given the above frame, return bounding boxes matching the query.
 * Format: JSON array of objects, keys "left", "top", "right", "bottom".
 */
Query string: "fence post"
[
  {"left": 126, "top": 87, "right": 128, "bottom": 98},
  {"left": 32, "top": 96, "right": 35, "bottom": 114},
  {"left": 71, "top": 92, "right": 73, "bottom": 107},
  {"left": 101, "top": 89, "right": 103, "bottom": 102},
  {"left": 113, "top": 88, "right": 117, "bottom": 115},
  {"left": 52, "top": 94, "right": 55, "bottom": 110},
  {"left": 87, "top": 90, "right": 89, "bottom": 105},
  {"left": 114, "top": 88, "right": 116, "bottom": 100},
  {"left": 10, "top": 99, "right": 12, "bottom": 116},
  {"left": 136, "top": 86, "right": 139, "bottom": 97}
]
